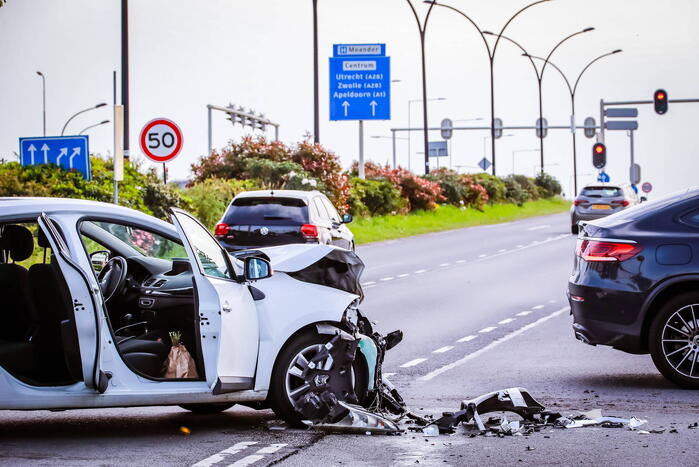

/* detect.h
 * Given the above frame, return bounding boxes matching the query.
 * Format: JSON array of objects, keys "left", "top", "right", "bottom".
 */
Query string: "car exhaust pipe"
[{"left": 575, "top": 331, "right": 592, "bottom": 345}]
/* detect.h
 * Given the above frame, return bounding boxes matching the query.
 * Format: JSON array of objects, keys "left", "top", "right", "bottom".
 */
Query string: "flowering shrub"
[{"left": 356, "top": 161, "right": 444, "bottom": 211}]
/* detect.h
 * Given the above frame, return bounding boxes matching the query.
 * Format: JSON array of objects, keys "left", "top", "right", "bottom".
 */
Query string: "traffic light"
[
  {"left": 654, "top": 89, "right": 668, "bottom": 115},
  {"left": 592, "top": 143, "right": 606, "bottom": 169}
]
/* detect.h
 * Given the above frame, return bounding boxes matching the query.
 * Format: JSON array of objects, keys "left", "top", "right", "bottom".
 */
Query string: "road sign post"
[
  {"left": 139, "top": 118, "right": 183, "bottom": 167},
  {"left": 19, "top": 135, "right": 91, "bottom": 179}
]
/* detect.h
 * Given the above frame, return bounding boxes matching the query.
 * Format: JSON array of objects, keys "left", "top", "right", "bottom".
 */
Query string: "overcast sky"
[{"left": 1, "top": 0, "right": 698, "bottom": 198}]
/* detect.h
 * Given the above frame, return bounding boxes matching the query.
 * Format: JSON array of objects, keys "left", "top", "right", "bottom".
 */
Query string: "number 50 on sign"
[{"left": 139, "top": 118, "right": 183, "bottom": 163}]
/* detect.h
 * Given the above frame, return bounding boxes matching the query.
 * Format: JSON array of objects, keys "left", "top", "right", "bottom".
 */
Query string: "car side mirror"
[
  {"left": 244, "top": 257, "right": 272, "bottom": 281},
  {"left": 90, "top": 250, "right": 109, "bottom": 273},
  {"left": 342, "top": 213, "right": 353, "bottom": 224}
]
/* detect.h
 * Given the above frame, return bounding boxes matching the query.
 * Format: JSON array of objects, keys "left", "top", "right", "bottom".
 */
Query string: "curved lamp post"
[
  {"left": 423, "top": 0, "right": 552, "bottom": 176},
  {"left": 483, "top": 28, "right": 594, "bottom": 173},
  {"left": 527, "top": 49, "right": 622, "bottom": 195},
  {"left": 79, "top": 119, "right": 111, "bottom": 135},
  {"left": 61, "top": 103, "right": 107, "bottom": 136},
  {"left": 36, "top": 71, "right": 46, "bottom": 136}
]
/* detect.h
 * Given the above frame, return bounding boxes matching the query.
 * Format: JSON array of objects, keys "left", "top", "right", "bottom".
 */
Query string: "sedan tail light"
[
  {"left": 214, "top": 223, "right": 230, "bottom": 236},
  {"left": 612, "top": 199, "right": 630, "bottom": 207},
  {"left": 576, "top": 239, "right": 642, "bottom": 262},
  {"left": 573, "top": 199, "right": 586, "bottom": 206},
  {"left": 301, "top": 224, "right": 319, "bottom": 238}
]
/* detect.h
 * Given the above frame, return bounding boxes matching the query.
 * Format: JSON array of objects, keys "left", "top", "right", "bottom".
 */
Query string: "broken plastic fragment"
[
  {"left": 422, "top": 425, "right": 440, "bottom": 437},
  {"left": 628, "top": 417, "right": 648, "bottom": 430},
  {"left": 309, "top": 401, "right": 401, "bottom": 434}
]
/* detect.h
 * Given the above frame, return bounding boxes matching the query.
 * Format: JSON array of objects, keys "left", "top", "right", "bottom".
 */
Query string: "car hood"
[{"left": 256, "top": 244, "right": 365, "bottom": 302}]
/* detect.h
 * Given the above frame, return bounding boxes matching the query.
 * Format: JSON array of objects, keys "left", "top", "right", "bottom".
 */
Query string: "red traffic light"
[
  {"left": 654, "top": 89, "right": 668, "bottom": 115},
  {"left": 592, "top": 143, "right": 606, "bottom": 169}
]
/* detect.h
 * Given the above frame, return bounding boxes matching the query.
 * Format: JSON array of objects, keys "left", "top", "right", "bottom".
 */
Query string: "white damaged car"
[{"left": 0, "top": 198, "right": 403, "bottom": 426}]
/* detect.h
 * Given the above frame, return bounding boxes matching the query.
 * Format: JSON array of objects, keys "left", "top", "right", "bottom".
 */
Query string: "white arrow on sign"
[
  {"left": 370, "top": 100, "right": 378, "bottom": 117},
  {"left": 27, "top": 144, "right": 36, "bottom": 164},
  {"left": 342, "top": 101, "right": 350, "bottom": 117},
  {"left": 57, "top": 147, "right": 68, "bottom": 165},
  {"left": 40, "top": 143, "right": 49, "bottom": 163},
  {"left": 69, "top": 147, "right": 81, "bottom": 169}
]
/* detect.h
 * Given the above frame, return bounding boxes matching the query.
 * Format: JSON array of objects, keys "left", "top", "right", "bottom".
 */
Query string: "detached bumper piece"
[{"left": 429, "top": 388, "right": 545, "bottom": 434}]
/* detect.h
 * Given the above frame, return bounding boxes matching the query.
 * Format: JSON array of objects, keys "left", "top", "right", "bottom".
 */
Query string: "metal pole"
[
  {"left": 358, "top": 120, "right": 365, "bottom": 179},
  {"left": 489, "top": 60, "right": 496, "bottom": 175},
  {"left": 163, "top": 163, "right": 167, "bottom": 184},
  {"left": 37, "top": 72, "right": 46, "bottom": 136},
  {"left": 629, "top": 129, "right": 635, "bottom": 184},
  {"left": 121, "top": 0, "right": 130, "bottom": 161},
  {"left": 274, "top": 124, "right": 279, "bottom": 141},
  {"left": 538, "top": 79, "right": 544, "bottom": 173},
  {"left": 407, "top": 101, "right": 411, "bottom": 171},
  {"left": 312, "top": 0, "right": 319, "bottom": 143},
  {"left": 571, "top": 99, "right": 578, "bottom": 196},
  {"left": 113, "top": 71, "right": 119, "bottom": 205},
  {"left": 391, "top": 129, "right": 397, "bottom": 169},
  {"left": 207, "top": 105, "right": 212, "bottom": 155},
  {"left": 420, "top": 32, "right": 430, "bottom": 175},
  {"left": 599, "top": 99, "right": 605, "bottom": 143}
]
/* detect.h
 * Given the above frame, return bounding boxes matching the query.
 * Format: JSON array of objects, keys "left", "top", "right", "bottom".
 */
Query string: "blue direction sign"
[
  {"left": 329, "top": 43, "right": 390, "bottom": 121},
  {"left": 597, "top": 171, "right": 610, "bottom": 183},
  {"left": 19, "top": 135, "right": 91, "bottom": 180},
  {"left": 428, "top": 141, "right": 448, "bottom": 157},
  {"left": 479, "top": 158, "right": 492, "bottom": 171}
]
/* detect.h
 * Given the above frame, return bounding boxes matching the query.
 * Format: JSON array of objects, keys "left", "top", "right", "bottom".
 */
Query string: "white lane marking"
[
  {"left": 498, "top": 318, "right": 515, "bottom": 325},
  {"left": 498, "top": 249, "right": 507, "bottom": 253},
  {"left": 478, "top": 254, "right": 488, "bottom": 258},
  {"left": 527, "top": 224, "right": 550, "bottom": 231},
  {"left": 516, "top": 311, "right": 532, "bottom": 317},
  {"left": 397, "top": 273, "right": 409, "bottom": 278},
  {"left": 361, "top": 281, "right": 376, "bottom": 286},
  {"left": 419, "top": 307, "right": 569, "bottom": 381},
  {"left": 255, "top": 444, "right": 287, "bottom": 455},
  {"left": 440, "top": 263, "right": 450, "bottom": 267},
  {"left": 364, "top": 285, "right": 376, "bottom": 289},
  {"left": 414, "top": 269, "right": 427, "bottom": 274},
  {"left": 457, "top": 335, "right": 477, "bottom": 343},
  {"left": 516, "top": 244, "right": 524, "bottom": 248},
  {"left": 432, "top": 345, "right": 454, "bottom": 354},
  {"left": 229, "top": 455, "right": 264, "bottom": 466},
  {"left": 479, "top": 326, "right": 497, "bottom": 333},
  {"left": 532, "top": 305, "right": 545, "bottom": 310},
  {"left": 192, "top": 442, "right": 258, "bottom": 467},
  {"left": 401, "top": 358, "right": 427, "bottom": 368},
  {"left": 456, "top": 259, "right": 466, "bottom": 263},
  {"left": 384, "top": 372, "right": 396, "bottom": 377},
  {"left": 548, "top": 299, "right": 557, "bottom": 304},
  {"left": 380, "top": 277, "right": 395, "bottom": 281}
]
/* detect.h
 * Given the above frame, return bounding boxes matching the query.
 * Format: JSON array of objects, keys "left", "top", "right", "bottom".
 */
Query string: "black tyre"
[
  {"left": 649, "top": 291, "right": 699, "bottom": 389},
  {"left": 571, "top": 224, "right": 579, "bottom": 235},
  {"left": 179, "top": 403, "right": 234, "bottom": 414},
  {"left": 269, "top": 330, "right": 369, "bottom": 427}
]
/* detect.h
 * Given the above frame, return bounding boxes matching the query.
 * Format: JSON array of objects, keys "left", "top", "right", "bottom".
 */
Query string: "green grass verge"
[{"left": 352, "top": 197, "right": 571, "bottom": 245}]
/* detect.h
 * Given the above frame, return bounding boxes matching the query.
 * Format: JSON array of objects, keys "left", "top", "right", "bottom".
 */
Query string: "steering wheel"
[{"left": 98, "top": 257, "right": 128, "bottom": 302}]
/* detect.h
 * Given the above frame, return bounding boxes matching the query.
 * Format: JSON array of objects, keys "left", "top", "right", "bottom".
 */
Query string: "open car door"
[
  {"left": 37, "top": 213, "right": 104, "bottom": 391},
  {"left": 170, "top": 209, "right": 260, "bottom": 394}
]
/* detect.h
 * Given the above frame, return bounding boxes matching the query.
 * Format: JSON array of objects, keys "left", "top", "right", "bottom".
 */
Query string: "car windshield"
[
  {"left": 224, "top": 197, "right": 308, "bottom": 224},
  {"left": 580, "top": 187, "right": 623, "bottom": 198},
  {"left": 85, "top": 221, "right": 186, "bottom": 260}
]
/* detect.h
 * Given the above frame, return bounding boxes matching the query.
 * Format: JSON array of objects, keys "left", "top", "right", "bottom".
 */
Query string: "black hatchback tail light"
[{"left": 576, "top": 239, "right": 642, "bottom": 262}]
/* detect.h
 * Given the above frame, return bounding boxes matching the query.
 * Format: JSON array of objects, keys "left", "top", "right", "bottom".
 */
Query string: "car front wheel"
[
  {"left": 269, "top": 330, "right": 369, "bottom": 427},
  {"left": 649, "top": 292, "right": 699, "bottom": 389}
]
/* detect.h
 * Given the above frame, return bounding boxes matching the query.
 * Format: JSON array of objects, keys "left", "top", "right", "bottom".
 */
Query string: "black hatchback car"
[
  {"left": 214, "top": 190, "right": 354, "bottom": 251},
  {"left": 569, "top": 187, "right": 699, "bottom": 388}
]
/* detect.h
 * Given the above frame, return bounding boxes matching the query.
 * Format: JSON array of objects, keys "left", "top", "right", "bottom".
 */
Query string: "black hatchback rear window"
[
  {"left": 581, "top": 187, "right": 623, "bottom": 197},
  {"left": 224, "top": 197, "right": 308, "bottom": 224}
]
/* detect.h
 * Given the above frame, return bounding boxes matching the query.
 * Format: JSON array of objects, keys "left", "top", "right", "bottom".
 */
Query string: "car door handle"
[{"left": 222, "top": 302, "right": 232, "bottom": 313}]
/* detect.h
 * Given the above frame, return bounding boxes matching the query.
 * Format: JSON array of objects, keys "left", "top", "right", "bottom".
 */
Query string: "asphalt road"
[{"left": 1, "top": 213, "right": 697, "bottom": 466}]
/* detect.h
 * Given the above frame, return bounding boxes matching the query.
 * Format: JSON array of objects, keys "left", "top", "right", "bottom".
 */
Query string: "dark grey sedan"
[{"left": 570, "top": 185, "right": 636, "bottom": 234}]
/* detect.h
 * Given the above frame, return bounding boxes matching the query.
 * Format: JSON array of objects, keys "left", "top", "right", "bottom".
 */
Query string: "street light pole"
[
  {"left": 426, "top": 0, "right": 552, "bottom": 177},
  {"left": 36, "top": 71, "right": 46, "bottom": 136},
  {"left": 512, "top": 148, "right": 540, "bottom": 175},
  {"left": 121, "top": 0, "right": 130, "bottom": 161},
  {"left": 405, "top": 0, "right": 436, "bottom": 175},
  {"left": 486, "top": 28, "right": 595, "bottom": 174},
  {"left": 61, "top": 103, "right": 108, "bottom": 136},
  {"left": 312, "top": 0, "right": 320, "bottom": 144},
  {"left": 79, "top": 120, "right": 111, "bottom": 135},
  {"left": 527, "top": 49, "right": 621, "bottom": 196}
]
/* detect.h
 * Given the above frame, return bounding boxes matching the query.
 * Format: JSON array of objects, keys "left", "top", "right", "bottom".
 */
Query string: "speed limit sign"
[{"left": 139, "top": 118, "right": 183, "bottom": 163}]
